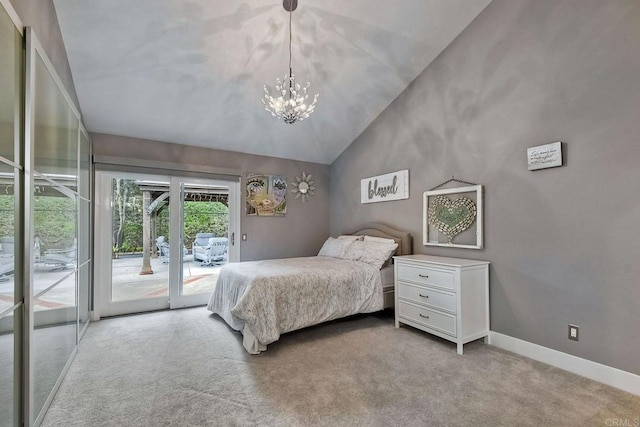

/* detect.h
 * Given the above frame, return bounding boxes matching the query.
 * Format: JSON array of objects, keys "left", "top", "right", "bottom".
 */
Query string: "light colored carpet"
[{"left": 42, "top": 307, "right": 640, "bottom": 426}]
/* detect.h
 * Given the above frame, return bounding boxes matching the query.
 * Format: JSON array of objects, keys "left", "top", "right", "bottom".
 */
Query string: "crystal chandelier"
[{"left": 262, "top": 0, "right": 318, "bottom": 124}]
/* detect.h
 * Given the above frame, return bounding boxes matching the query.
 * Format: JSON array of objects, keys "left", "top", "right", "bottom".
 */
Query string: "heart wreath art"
[{"left": 427, "top": 196, "right": 477, "bottom": 243}]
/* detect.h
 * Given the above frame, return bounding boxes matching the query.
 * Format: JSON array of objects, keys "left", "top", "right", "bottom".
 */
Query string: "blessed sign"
[{"left": 361, "top": 170, "right": 409, "bottom": 204}]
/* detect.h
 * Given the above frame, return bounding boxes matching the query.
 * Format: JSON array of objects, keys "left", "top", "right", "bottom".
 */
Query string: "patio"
[{"left": 0, "top": 255, "right": 223, "bottom": 313}]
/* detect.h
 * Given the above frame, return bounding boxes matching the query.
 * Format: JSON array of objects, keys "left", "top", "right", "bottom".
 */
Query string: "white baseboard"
[{"left": 488, "top": 331, "right": 640, "bottom": 396}]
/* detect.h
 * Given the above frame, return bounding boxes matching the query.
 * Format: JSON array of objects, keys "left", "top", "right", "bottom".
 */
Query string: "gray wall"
[
  {"left": 92, "top": 133, "right": 330, "bottom": 262},
  {"left": 8, "top": 0, "right": 79, "bottom": 106},
  {"left": 330, "top": 0, "right": 640, "bottom": 374}
]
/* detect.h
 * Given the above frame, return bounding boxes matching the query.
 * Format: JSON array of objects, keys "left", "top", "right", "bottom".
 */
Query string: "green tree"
[
  {"left": 2, "top": 191, "right": 77, "bottom": 253},
  {"left": 184, "top": 201, "right": 228, "bottom": 244},
  {"left": 0, "top": 194, "right": 15, "bottom": 240},
  {"left": 112, "top": 179, "right": 142, "bottom": 251},
  {"left": 33, "top": 194, "right": 76, "bottom": 252}
]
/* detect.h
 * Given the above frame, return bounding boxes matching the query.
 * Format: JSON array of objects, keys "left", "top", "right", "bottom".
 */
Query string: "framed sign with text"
[
  {"left": 361, "top": 170, "right": 409, "bottom": 204},
  {"left": 527, "top": 141, "right": 563, "bottom": 171}
]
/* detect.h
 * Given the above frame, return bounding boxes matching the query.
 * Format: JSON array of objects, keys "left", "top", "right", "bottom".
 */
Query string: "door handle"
[{"left": 231, "top": 232, "right": 235, "bottom": 246}]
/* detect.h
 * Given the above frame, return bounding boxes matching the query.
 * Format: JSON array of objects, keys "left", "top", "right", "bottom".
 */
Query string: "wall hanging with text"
[{"left": 361, "top": 169, "right": 409, "bottom": 204}]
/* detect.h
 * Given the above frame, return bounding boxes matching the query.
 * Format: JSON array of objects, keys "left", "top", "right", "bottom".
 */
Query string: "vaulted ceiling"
[{"left": 53, "top": 0, "right": 491, "bottom": 164}]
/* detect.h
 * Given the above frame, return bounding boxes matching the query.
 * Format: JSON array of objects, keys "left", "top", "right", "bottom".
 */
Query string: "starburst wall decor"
[{"left": 290, "top": 172, "right": 315, "bottom": 202}]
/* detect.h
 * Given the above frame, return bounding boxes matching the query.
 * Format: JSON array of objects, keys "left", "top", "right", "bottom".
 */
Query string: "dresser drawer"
[
  {"left": 397, "top": 264, "right": 455, "bottom": 291},
  {"left": 397, "top": 283, "right": 456, "bottom": 313},
  {"left": 398, "top": 301, "right": 456, "bottom": 337}
]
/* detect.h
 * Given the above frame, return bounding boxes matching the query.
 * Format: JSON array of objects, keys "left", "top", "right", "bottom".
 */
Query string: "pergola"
[{"left": 135, "top": 181, "right": 229, "bottom": 275}]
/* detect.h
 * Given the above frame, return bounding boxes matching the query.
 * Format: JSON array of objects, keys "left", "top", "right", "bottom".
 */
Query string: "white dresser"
[{"left": 394, "top": 254, "right": 490, "bottom": 354}]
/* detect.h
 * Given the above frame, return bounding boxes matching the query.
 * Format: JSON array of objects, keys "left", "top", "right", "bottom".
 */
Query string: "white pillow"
[
  {"left": 364, "top": 236, "right": 399, "bottom": 266},
  {"left": 337, "top": 235, "right": 363, "bottom": 241},
  {"left": 342, "top": 240, "right": 398, "bottom": 269},
  {"left": 364, "top": 235, "right": 397, "bottom": 245},
  {"left": 318, "top": 237, "right": 354, "bottom": 258}
]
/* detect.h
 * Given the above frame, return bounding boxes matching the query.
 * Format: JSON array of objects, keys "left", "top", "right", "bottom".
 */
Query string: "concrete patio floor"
[
  {"left": 111, "top": 254, "right": 223, "bottom": 301},
  {"left": 0, "top": 254, "right": 223, "bottom": 313}
]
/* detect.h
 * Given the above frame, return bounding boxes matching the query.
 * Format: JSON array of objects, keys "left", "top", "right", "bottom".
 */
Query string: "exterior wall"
[
  {"left": 92, "top": 133, "right": 330, "bottom": 261},
  {"left": 330, "top": 0, "right": 640, "bottom": 374}
]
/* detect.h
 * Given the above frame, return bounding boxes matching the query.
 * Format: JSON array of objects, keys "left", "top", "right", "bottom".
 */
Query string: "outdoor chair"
[
  {"left": 0, "top": 236, "right": 14, "bottom": 254},
  {"left": 0, "top": 236, "right": 14, "bottom": 281},
  {"left": 192, "top": 233, "right": 228, "bottom": 266},
  {"left": 0, "top": 237, "right": 44, "bottom": 279},
  {"left": 44, "top": 239, "right": 77, "bottom": 269},
  {"left": 156, "top": 236, "right": 188, "bottom": 263},
  {"left": 0, "top": 255, "right": 13, "bottom": 280}
]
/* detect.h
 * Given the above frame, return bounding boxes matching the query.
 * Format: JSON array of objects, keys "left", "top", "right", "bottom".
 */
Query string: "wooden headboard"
[{"left": 343, "top": 223, "right": 413, "bottom": 256}]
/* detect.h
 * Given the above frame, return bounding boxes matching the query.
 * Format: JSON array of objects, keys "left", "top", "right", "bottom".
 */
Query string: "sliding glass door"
[
  {"left": 172, "top": 179, "right": 235, "bottom": 308},
  {"left": 96, "top": 172, "right": 239, "bottom": 317},
  {"left": 96, "top": 173, "right": 171, "bottom": 316}
]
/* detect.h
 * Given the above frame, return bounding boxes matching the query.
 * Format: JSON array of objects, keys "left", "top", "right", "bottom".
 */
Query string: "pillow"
[
  {"left": 337, "top": 235, "right": 364, "bottom": 241},
  {"left": 364, "top": 235, "right": 397, "bottom": 244},
  {"left": 318, "top": 237, "right": 354, "bottom": 258},
  {"left": 364, "top": 236, "right": 399, "bottom": 266},
  {"left": 342, "top": 240, "right": 398, "bottom": 269}
]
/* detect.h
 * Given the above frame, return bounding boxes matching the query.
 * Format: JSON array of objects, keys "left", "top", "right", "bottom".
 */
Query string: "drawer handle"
[
  {"left": 418, "top": 274, "right": 429, "bottom": 278},
  {"left": 419, "top": 313, "right": 430, "bottom": 319},
  {"left": 418, "top": 293, "right": 430, "bottom": 299}
]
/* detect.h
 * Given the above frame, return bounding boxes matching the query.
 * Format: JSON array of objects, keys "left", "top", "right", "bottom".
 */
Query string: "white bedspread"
[{"left": 207, "top": 256, "right": 383, "bottom": 353}]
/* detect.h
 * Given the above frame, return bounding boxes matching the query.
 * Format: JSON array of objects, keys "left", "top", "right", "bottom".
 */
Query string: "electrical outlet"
[
  {"left": 242, "top": 234, "right": 247, "bottom": 241},
  {"left": 568, "top": 324, "right": 579, "bottom": 341}
]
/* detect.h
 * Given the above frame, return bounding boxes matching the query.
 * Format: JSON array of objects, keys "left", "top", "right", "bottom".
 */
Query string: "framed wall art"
[
  {"left": 423, "top": 184, "right": 483, "bottom": 249},
  {"left": 246, "top": 173, "right": 287, "bottom": 216}
]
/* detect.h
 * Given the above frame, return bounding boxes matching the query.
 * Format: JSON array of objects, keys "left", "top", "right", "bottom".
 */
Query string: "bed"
[{"left": 207, "top": 223, "right": 412, "bottom": 354}]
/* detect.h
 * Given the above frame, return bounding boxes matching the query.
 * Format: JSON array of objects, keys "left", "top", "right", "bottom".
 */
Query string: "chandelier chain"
[
  {"left": 289, "top": 7, "right": 292, "bottom": 95},
  {"left": 289, "top": 6, "right": 292, "bottom": 71}
]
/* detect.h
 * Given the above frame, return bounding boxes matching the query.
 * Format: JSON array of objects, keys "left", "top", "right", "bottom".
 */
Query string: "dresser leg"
[
  {"left": 457, "top": 343, "right": 463, "bottom": 355},
  {"left": 395, "top": 320, "right": 400, "bottom": 328}
]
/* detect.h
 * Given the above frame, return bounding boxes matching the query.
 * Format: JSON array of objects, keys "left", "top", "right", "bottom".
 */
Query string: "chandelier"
[{"left": 262, "top": 0, "right": 318, "bottom": 124}]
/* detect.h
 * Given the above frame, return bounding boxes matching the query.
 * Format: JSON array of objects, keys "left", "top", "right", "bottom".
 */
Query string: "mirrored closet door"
[
  {"left": 0, "top": 2, "right": 24, "bottom": 425},
  {"left": 23, "top": 24, "right": 92, "bottom": 427},
  {"left": 1, "top": 1, "right": 92, "bottom": 424}
]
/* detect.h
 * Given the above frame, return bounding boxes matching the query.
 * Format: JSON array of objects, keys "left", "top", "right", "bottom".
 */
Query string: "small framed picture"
[{"left": 423, "top": 185, "right": 483, "bottom": 249}]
